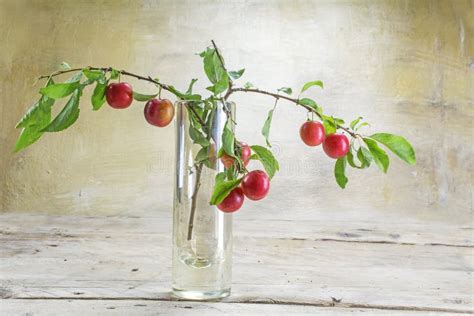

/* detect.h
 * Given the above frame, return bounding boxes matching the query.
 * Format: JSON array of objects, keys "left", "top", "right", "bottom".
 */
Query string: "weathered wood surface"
[{"left": 0, "top": 214, "right": 473, "bottom": 315}]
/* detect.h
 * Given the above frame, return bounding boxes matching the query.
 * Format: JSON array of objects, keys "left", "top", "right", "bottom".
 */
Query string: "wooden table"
[{"left": 0, "top": 213, "right": 472, "bottom": 315}]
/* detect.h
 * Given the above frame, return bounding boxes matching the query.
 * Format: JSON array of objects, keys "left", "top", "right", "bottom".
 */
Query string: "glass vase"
[{"left": 172, "top": 100, "right": 235, "bottom": 300}]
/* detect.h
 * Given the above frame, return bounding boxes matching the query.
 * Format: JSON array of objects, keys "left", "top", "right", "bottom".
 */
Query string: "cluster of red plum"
[
  {"left": 216, "top": 120, "right": 350, "bottom": 214},
  {"left": 105, "top": 82, "right": 175, "bottom": 127},
  {"left": 105, "top": 82, "right": 350, "bottom": 214}
]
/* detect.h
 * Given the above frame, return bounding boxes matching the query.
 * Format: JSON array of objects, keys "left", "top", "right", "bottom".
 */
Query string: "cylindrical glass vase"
[{"left": 172, "top": 100, "right": 235, "bottom": 300}]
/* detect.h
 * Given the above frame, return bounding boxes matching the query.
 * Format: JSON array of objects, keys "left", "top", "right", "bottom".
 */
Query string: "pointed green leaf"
[
  {"left": 222, "top": 121, "right": 235, "bottom": 156},
  {"left": 322, "top": 115, "right": 337, "bottom": 135},
  {"left": 91, "top": 80, "right": 108, "bottom": 110},
  {"left": 299, "top": 98, "right": 322, "bottom": 115},
  {"left": 357, "top": 147, "right": 372, "bottom": 167},
  {"left": 350, "top": 116, "right": 363, "bottom": 130},
  {"left": 261, "top": 108, "right": 275, "bottom": 147},
  {"left": 14, "top": 79, "right": 56, "bottom": 152},
  {"left": 133, "top": 92, "right": 157, "bottom": 102},
  {"left": 277, "top": 87, "right": 292, "bottom": 95},
  {"left": 40, "top": 81, "right": 80, "bottom": 99},
  {"left": 202, "top": 47, "right": 228, "bottom": 86},
  {"left": 370, "top": 133, "right": 416, "bottom": 165},
  {"left": 209, "top": 177, "right": 242, "bottom": 205},
  {"left": 185, "top": 78, "right": 198, "bottom": 95},
  {"left": 189, "top": 126, "right": 210, "bottom": 146},
  {"left": 243, "top": 82, "right": 254, "bottom": 89},
  {"left": 195, "top": 146, "right": 210, "bottom": 162},
  {"left": 60, "top": 62, "right": 71, "bottom": 70},
  {"left": 82, "top": 69, "right": 105, "bottom": 81},
  {"left": 335, "top": 157, "right": 348, "bottom": 188},
  {"left": 355, "top": 122, "right": 370, "bottom": 131},
  {"left": 250, "top": 145, "right": 280, "bottom": 179},
  {"left": 363, "top": 138, "right": 389, "bottom": 173},
  {"left": 110, "top": 69, "right": 120, "bottom": 80},
  {"left": 229, "top": 69, "right": 245, "bottom": 80},
  {"left": 301, "top": 80, "right": 324, "bottom": 93},
  {"left": 346, "top": 147, "right": 360, "bottom": 169},
  {"left": 167, "top": 85, "right": 186, "bottom": 99},
  {"left": 347, "top": 145, "right": 371, "bottom": 169},
  {"left": 16, "top": 79, "right": 55, "bottom": 129},
  {"left": 42, "top": 89, "right": 82, "bottom": 132}
]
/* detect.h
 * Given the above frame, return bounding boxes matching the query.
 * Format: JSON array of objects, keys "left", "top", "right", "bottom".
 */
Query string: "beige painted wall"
[{"left": 0, "top": 0, "right": 472, "bottom": 225}]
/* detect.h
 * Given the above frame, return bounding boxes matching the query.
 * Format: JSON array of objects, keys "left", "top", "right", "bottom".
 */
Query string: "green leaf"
[
  {"left": 347, "top": 146, "right": 371, "bottom": 169},
  {"left": 110, "top": 69, "right": 120, "bottom": 80},
  {"left": 370, "top": 133, "right": 416, "bottom": 165},
  {"left": 184, "top": 94, "right": 202, "bottom": 101},
  {"left": 40, "top": 81, "right": 80, "bottom": 99},
  {"left": 363, "top": 138, "right": 389, "bottom": 173},
  {"left": 82, "top": 69, "right": 104, "bottom": 81},
  {"left": 133, "top": 92, "right": 157, "bottom": 102},
  {"left": 207, "top": 75, "right": 229, "bottom": 95},
  {"left": 189, "top": 126, "right": 210, "bottom": 146},
  {"left": 42, "top": 88, "right": 82, "bottom": 132},
  {"left": 322, "top": 115, "right": 337, "bottom": 135},
  {"left": 167, "top": 85, "right": 186, "bottom": 99},
  {"left": 301, "top": 80, "right": 324, "bottom": 93},
  {"left": 334, "top": 157, "right": 348, "bottom": 188},
  {"left": 355, "top": 122, "right": 370, "bottom": 131},
  {"left": 16, "top": 79, "right": 55, "bottom": 129},
  {"left": 185, "top": 78, "right": 198, "bottom": 95},
  {"left": 91, "top": 80, "right": 108, "bottom": 110},
  {"left": 299, "top": 98, "right": 322, "bottom": 115},
  {"left": 243, "top": 82, "right": 254, "bottom": 89},
  {"left": 250, "top": 145, "right": 280, "bottom": 179},
  {"left": 357, "top": 147, "right": 372, "bottom": 167},
  {"left": 229, "top": 69, "right": 245, "bottom": 80},
  {"left": 277, "top": 87, "right": 292, "bottom": 95},
  {"left": 209, "top": 176, "right": 242, "bottom": 205},
  {"left": 60, "top": 62, "right": 71, "bottom": 70},
  {"left": 14, "top": 80, "right": 56, "bottom": 151},
  {"left": 346, "top": 148, "right": 359, "bottom": 169},
  {"left": 195, "top": 146, "right": 210, "bottom": 162},
  {"left": 202, "top": 47, "right": 228, "bottom": 86},
  {"left": 222, "top": 121, "right": 235, "bottom": 156},
  {"left": 350, "top": 116, "right": 363, "bottom": 130},
  {"left": 261, "top": 108, "right": 275, "bottom": 147}
]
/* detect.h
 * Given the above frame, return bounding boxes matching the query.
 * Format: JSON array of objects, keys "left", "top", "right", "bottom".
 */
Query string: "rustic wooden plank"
[
  {"left": 1, "top": 299, "right": 460, "bottom": 316},
  {"left": 0, "top": 214, "right": 472, "bottom": 313},
  {"left": 0, "top": 213, "right": 471, "bottom": 247}
]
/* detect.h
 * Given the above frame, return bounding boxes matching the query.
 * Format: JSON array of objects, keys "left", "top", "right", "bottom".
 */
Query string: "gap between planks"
[
  {"left": 6, "top": 297, "right": 473, "bottom": 314},
  {"left": 278, "top": 237, "right": 474, "bottom": 248}
]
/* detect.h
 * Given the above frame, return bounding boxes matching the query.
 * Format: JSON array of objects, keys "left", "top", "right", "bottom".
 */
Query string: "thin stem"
[
  {"left": 227, "top": 87, "right": 358, "bottom": 138},
  {"left": 188, "top": 104, "right": 207, "bottom": 129},
  {"left": 187, "top": 163, "right": 203, "bottom": 240},
  {"left": 38, "top": 67, "right": 175, "bottom": 95}
]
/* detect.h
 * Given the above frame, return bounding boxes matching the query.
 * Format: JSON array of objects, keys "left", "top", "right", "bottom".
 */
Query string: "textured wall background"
[{"left": 0, "top": 1, "right": 472, "bottom": 226}]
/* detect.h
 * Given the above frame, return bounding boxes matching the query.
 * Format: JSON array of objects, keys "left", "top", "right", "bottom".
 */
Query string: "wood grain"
[{"left": 1, "top": 214, "right": 472, "bottom": 314}]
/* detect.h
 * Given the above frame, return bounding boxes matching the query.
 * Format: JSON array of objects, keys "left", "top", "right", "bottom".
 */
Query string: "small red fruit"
[
  {"left": 300, "top": 121, "right": 325, "bottom": 146},
  {"left": 220, "top": 142, "right": 251, "bottom": 168},
  {"left": 217, "top": 187, "right": 245, "bottom": 213},
  {"left": 241, "top": 170, "right": 270, "bottom": 201},
  {"left": 106, "top": 82, "right": 133, "bottom": 109},
  {"left": 144, "top": 99, "right": 174, "bottom": 127},
  {"left": 323, "top": 133, "right": 350, "bottom": 159}
]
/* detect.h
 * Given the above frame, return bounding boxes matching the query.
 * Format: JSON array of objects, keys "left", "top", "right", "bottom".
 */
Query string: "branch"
[
  {"left": 187, "top": 163, "right": 203, "bottom": 240},
  {"left": 38, "top": 67, "right": 175, "bottom": 94},
  {"left": 211, "top": 40, "right": 235, "bottom": 101},
  {"left": 227, "top": 87, "right": 358, "bottom": 138}
]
